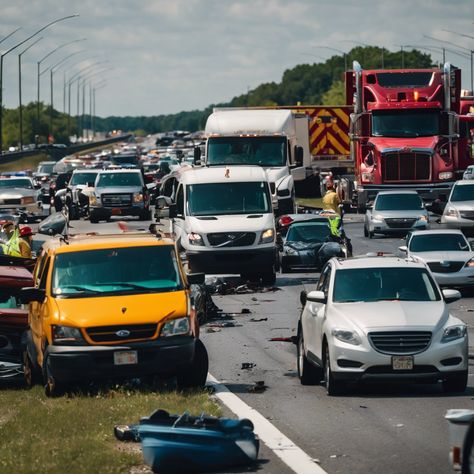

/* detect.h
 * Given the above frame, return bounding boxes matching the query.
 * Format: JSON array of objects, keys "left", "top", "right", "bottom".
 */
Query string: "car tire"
[
  {"left": 23, "top": 350, "right": 41, "bottom": 388},
  {"left": 176, "top": 339, "right": 209, "bottom": 390},
  {"left": 139, "top": 208, "right": 152, "bottom": 221},
  {"left": 43, "top": 356, "right": 66, "bottom": 397},
  {"left": 89, "top": 215, "right": 99, "bottom": 224},
  {"left": 368, "top": 229, "right": 374, "bottom": 239},
  {"left": 281, "top": 263, "right": 290, "bottom": 273},
  {"left": 442, "top": 371, "right": 468, "bottom": 393},
  {"left": 69, "top": 204, "right": 80, "bottom": 221},
  {"left": 324, "top": 344, "right": 345, "bottom": 396},
  {"left": 364, "top": 225, "right": 368, "bottom": 237},
  {"left": 297, "top": 330, "right": 322, "bottom": 385},
  {"left": 261, "top": 268, "right": 276, "bottom": 286}
]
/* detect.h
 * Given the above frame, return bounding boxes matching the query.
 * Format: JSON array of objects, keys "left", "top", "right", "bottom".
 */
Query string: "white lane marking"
[{"left": 208, "top": 374, "right": 328, "bottom": 474}]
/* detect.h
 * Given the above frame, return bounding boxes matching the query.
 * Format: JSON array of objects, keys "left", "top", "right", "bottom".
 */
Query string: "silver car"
[
  {"left": 441, "top": 181, "right": 474, "bottom": 231},
  {"left": 463, "top": 165, "right": 474, "bottom": 180},
  {"left": 400, "top": 229, "right": 474, "bottom": 288},
  {"left": 0, "top": 177, "right": 43, "bottom": 221},
  {"left": 364, "top": 190, "right": 429, "bottom": 238}
]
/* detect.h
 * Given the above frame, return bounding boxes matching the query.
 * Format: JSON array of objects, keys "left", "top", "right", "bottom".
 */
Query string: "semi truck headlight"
[
  {"left": 188, "top": 233, "right": 203, "bottom": 246},
  {"left": 361, "top": 172, "right": 374, "bottom": 183},
  {"left": 160, "top": 317, "right": 190, "bottom": 337},
  {"left": 439, "top": 172, "right": 453, "bottom": 180},
  {"left": 441, "top": 325, "right": 466, "bottom": 343},
  {"left": 259, "top": 228, "right": 274, "bottom": 244},
  {"left": 52, "top": 325, "right": 85, "bottom": 345}
]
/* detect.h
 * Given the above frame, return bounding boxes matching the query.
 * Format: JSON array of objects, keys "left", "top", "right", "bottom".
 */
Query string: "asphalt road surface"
[{"left": 49, "top": 213, "right": 474, "bottom": 474}]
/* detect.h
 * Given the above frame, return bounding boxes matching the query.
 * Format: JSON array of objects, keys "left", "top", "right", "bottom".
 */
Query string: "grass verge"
[
  {"left": 0, "top": 385, "right": 220, "bottom": 474},
  {"left": 296, "top": 197, "right": 323, "bottom": 208},
  {"left": 0, "top": 153, "right": 49, "bottom": 172}
]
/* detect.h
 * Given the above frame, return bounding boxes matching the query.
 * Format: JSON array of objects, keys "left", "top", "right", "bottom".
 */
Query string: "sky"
[{"left": 0, "top": 0, "right": 473, "bottom": 118}]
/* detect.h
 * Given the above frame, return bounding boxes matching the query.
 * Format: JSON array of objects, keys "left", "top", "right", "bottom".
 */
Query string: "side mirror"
[
  {"left": 294, "top": 146, "right": 303, "bottom": 167},
  {"left": 20, "top": 287, "right": 45, "bottom": 303},
  {"left": 38, "top": 212, "right": 67, "bottom": 236},
  {"left": 306, "top": 290, "right": 327, "bottom": 304},
  {"left": 300, "top": 290, "right": 307, "bottom": 306},
  {"left": 398, "top": 245, "right": 408, "bottom": 253},
  {"left": 168, "top": 203, "right": 178, "bottom": 219},
  {"left": 193, "top": 147, "right": 201, "bottom": 165},
  {"left": 187, "top": 272, "right": 205, "bottom": 285},
  {"left": 442, "top": 288, "right": 461, "bottom": 304},
  {"left": 157, "top": 196, "right": 172, "bottom": 209}
]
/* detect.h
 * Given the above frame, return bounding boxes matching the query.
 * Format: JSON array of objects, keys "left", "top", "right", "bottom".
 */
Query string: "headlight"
[
  {"left": 361, "top": 172, "right": 374, "bottom": 183},
  {"left": 439, "top": 172, "right": 453, "bottom": 180},
  {"left": 52, "top": 325, "right": 86, "bottom": 345},
  {"left": 188, "top": 233, "right": 203, "bottom": 246},
  {"left": 89, "top": 194, "right": 98, "bottom": 205},
  {"left": 331, "top": 328, "right": 361, "bottom": 346},
  {"left": 418, "top": 215, "right": 429, "bottom": 222},
  {"left": 284, "top": 246, "right": 297, "bottom": 255},
  {"left": 133, "top": 192, "right": 143, "bottom": 203},
  {"left": 21, "top": 196, "right": 34, "bottom": 204},
  {"left": 465, "top": 258, "right": 474, "bottom": 268},
  {"left": 441, "top": 325, "right": 467, "bottom": 343},
  {"left": 446, "top": 207, "right": 459, "bottom": 218},
  {"left": 160, "top": 317, "right": 190, "bottom": 337},
  {"left": 372, "top": 214, "right": 384, "bottom": 221},
  {"left": 259, "top": 228, "right": 274, "bottom": 244}
]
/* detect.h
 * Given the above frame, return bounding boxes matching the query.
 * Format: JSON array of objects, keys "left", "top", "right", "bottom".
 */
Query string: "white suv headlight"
[
  {"left": 445, "top": 207, "right": 459, "bottom": 218},
  {"left": 188, "top": 233, "right": 203, "bottom": 246},
  {"left": 160, "top": 317, "right": 190, "bottom": 337},
  {"left": 441, "top": 325, "right": 467, "bottom": 343},
  {"left": 331, "top": 328, "right": 361, "bottom": 346},
  {"left": 259, "top": 228, "right": 274, "bottom": 244}
]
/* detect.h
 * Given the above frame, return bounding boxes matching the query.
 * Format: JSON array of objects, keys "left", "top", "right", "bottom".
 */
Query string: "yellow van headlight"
[
  {"left": 160, "top": 317, "right": 190, "bottom": 337},
  {"left": 52, "top": 325, "right": 85, "bottom": 345}
]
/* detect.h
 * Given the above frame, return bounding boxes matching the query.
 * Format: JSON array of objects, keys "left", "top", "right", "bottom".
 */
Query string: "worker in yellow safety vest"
[{"left": 1, "top": 222, "right": 22, "bottom": 257}]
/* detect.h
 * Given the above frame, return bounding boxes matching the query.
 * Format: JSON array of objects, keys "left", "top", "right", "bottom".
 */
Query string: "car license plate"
[
  {"left": 392, "top": 356, "right": 413, "bottom": 370},
  {"left": 111, "top": 208, "right": 122, "bottom": 215},
  {"left": 114, "top": 351, "right": 138, "bottom": 365}
]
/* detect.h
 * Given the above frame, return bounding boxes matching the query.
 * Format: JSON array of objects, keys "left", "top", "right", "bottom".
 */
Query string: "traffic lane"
[{"left": 202, "top": 271, "right": 474, "bottom": 474}]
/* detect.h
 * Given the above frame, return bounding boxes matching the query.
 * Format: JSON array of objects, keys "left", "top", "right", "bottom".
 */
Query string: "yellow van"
[{"left": 21, "top": 232, "right": 208, "bottom": 396}]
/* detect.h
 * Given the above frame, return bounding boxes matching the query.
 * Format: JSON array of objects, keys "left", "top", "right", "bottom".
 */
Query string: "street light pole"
[
  {"left": 18, "top": 36, "right": 42, "bottom": 150},
  {"left": 0, "top": 15, "right": 79, "bottom": 153}
]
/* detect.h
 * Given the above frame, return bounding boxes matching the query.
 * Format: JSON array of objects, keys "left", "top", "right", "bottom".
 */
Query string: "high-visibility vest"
[
  {"left": 327, "top": 215, "right": 341, "bottom": 238},
  {"left": 1, "top": 228, "right": 22, "bottom": 257}
]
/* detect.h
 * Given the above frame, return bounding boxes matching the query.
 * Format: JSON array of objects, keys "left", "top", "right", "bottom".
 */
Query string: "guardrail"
[{"left": 0, "top": 134, "right": 132, "bottom": 164}]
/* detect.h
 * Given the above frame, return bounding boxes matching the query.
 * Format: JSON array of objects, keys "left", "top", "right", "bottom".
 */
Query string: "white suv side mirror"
[
  {"left": 442, "top": 289, "right": 461, "bottom": 304},
  {"left": 306, "top": 290, "right": 327, "bottom": 304},
  {"left": 398, "top": 246, "right": 408, "bottom": 253}
]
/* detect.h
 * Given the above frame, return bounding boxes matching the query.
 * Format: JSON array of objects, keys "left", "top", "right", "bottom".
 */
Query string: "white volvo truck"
[
  {"left": 164, "top": 166, "right": 277, "bottom": 285},
  {"left": 200, "top": 108, "right": 313, "bottom": 215}
]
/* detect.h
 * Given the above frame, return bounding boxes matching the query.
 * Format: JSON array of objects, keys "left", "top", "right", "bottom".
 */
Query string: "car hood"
[
  {"left": 264, "top": 167, "right": 289, "bottom": 187},
  {"left": 410, "top": 251, "right": 474, "bottom": 263},
  {"left": 371, "top": 136, "right": 439, "bottom": 152},
  {"left": 51, "top": 290, "right": 187, "bottom": 328},
  {"left": 371, "top": 209, "right": 426, "bottom": 218},
  {"left": 187, "top": 214, "right": 274, "bottom": 233},
  {"left": 96, "top": 186, "right": 142, "bottom": 194},
  {"left": 285, "top": 241, "right": 324, "bottom": 251},
  {"left": 330, "top": 300, "right": 447, "bottom": 332},
  {"left": 448, "top": 200, "right": 474, "bottom": 211},
  {"left": 0, "top": 188, "right": 36, "bottom": 198}
]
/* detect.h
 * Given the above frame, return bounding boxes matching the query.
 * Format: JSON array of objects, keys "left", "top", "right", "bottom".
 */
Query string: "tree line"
[{"left": 2, "top": 47, "right": 434, "bottom": 146}]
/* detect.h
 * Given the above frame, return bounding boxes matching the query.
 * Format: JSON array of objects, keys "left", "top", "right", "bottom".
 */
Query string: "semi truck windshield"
[
  {"left": 207, "top": 136, "right": 287, "bottom": 167},
  {"left": 372, "top": 110, "right": 439, "bottom": 138},
  {"left": 187, "top": 182, "right": 271, "bottom": 216}
]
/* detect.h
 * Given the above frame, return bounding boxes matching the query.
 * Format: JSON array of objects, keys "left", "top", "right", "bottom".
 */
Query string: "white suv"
[{"left": 297, "top": 256, "right": 468, "bottom": 395}]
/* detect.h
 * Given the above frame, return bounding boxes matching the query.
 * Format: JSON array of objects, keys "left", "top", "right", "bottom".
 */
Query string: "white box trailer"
[{"left": 202, "top": 108, "right": 313, "bottom": 215}]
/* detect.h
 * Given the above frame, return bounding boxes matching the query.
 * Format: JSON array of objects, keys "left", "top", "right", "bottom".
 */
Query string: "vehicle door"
[
  {"left": 303, "top": 264, "right": 331, "bottom": 360},
  {"left": 171, "top": 184, "right": 186, "bottom": 244},
  {"left": 313, "top": 264, "right": 332, "bottom": 360},
  {"left": 29, "top": 254, "right": 51, "bottom": 367}
]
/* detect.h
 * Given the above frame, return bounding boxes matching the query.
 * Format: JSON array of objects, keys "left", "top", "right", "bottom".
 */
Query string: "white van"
[{"left": 165, "top": 166, "right": 277, "bottom": 284}]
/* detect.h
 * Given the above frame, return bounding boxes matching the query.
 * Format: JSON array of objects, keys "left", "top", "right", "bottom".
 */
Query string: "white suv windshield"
[{"left": 333, "top": 267, "right": 440, "bottom": 302}]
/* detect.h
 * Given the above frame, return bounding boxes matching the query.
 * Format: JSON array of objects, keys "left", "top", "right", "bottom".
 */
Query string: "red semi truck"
[{"left": 337, "top": 62, "right": 474, "bottom": 210}]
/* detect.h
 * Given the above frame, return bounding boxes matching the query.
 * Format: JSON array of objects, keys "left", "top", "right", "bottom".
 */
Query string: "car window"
[
  {"left": 286, "top": 223, "right": 330, "bottom": 243},
  {"left": 374, "top": 194, "right": 423, "bottom": 210},
  {"left": 317, "top": 265, "right": 331, "bottom": 295},
  {"left": 451, "top": 183, "right": 474, "bottom": 202},
  {"left": 333, "top": 267, "right": 440, "bottom": 302},
  {"left": 409, "top": 234, "right": 469, "bottom": 252},
  {"left": 176, "top": 185, "right": 184, "bottom": 215},
  {"left": 39, "top": 258, "right": 51, "bottom": 290}
]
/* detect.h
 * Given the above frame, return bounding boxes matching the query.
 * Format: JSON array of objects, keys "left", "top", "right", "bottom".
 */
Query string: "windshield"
[
  {"left": 451, "top": 183, "right": 474, "bottom": 202},
  {"left": 70, "top": 172, "right": 98, "bottom": 186},
  {"left": 37, "top": 164, "right": 54, "bottom": 174},
  {"left": 286, "top": 223, "right": 330, "bottom": 243},
  {"left": 52, "top": 246, "right": 182, "bottom": 298},
  {"left": 409, "top": 234, "right": 470, "bottom": 252},
  {"left": 372, "top": 110, "right": 439, "bottom": 138},
  {"left": 187, "top": 182, "right": 271, "bottom": 216},
  {"left": 96, "top": 173, "right": 142, "bottom": 187},
  {"left": 333, "top": 267, "right": 440, "bottom": 303},
  {"left": 0, "top": 179, "right": 32, "bottom": 189},
  {"left": 207, "top": 136, "right": 287, "bottom": 167},
  {"left": 111, "top": 155, "right": 138, "bottom": 164},
  {"left": 374, "top": 193, "right": 423, "bottom": 210}
]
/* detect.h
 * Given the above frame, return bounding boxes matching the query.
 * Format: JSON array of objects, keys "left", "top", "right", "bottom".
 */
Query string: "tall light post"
[
  {"left": 0, "top": 15, "right": 79, "bottom": 153},
  {"left": 91, "top": 81, "right": 108, "bottom": 139},
  {"left": 314, "top": 46, "right": 347, "bottom": 71},
  {"left": 18, "top": 37, "right": 43, "bottom": 150},
  {"left": 36, "top": 37, "right": 85, "bottom": 136}
]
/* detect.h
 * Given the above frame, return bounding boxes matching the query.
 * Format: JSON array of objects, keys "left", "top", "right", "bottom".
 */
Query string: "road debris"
[
  {"left": 269, "top": 336, "right": 297, "bottom": 343},
  {"left": 241, "top": 362, "right": 256, "bottom": 370},
  {"left": 249, "top": 317, "right": 268, "bottom": 322},
  {"left": 248, "top": 381, "right": 267, "bottom": 393},
  {"left": 207, "top": 321, "right": 239, "bottom": 328},
  {"left": 206, "top": 327, "right": 221, "bottom": 333}
]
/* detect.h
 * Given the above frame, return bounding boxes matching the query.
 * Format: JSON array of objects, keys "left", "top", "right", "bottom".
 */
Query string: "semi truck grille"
[
  {"left": 369, "top": 331, "right": 432, "bottom": 354},
  {"left": 102, "top": 193, "right": 132, "bottom": 207},
  {"left": 384, "top": 218, "right": 416, "bottom": 228},
  {"left": 383, "top": 152, "right": 431, "bottom": 182},
  {"left": 207, "top": 232, "right": 256, "bottom": 247},
  {"left": 427, "top": 261, "right": 465, "bottom": 273},
  {"left": 460, "top": 211, "right": 474, "bottom": 220},
  {"left": 85, "top": 324, "right": 157, "bottom": 343}
]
